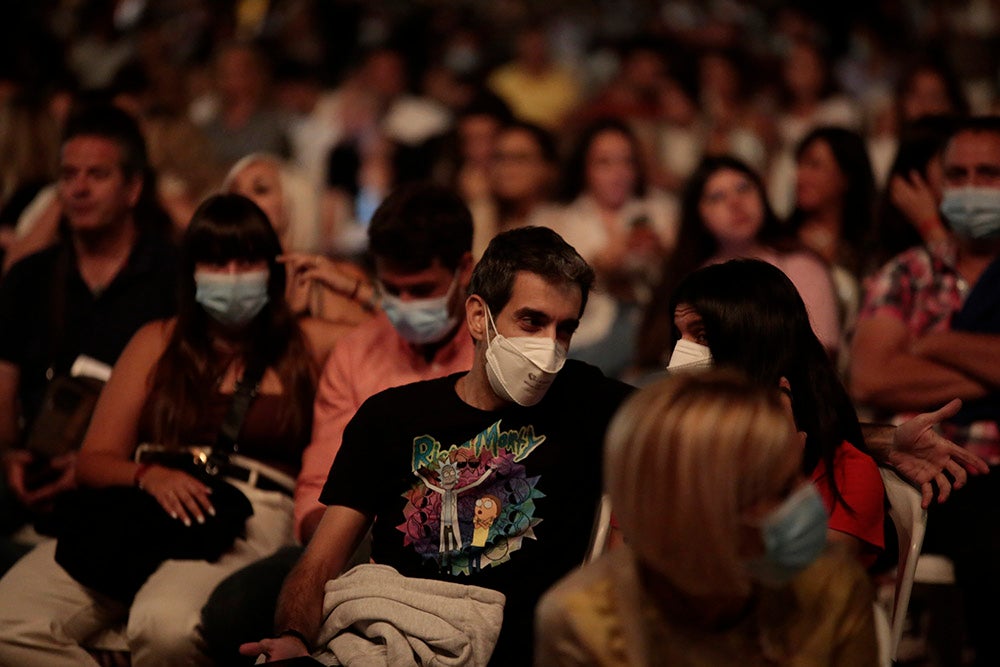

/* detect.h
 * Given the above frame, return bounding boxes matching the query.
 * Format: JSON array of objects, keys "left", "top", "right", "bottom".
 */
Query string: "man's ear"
[{"left": 466, "top": 294, "right": 488, "bottom": 343}]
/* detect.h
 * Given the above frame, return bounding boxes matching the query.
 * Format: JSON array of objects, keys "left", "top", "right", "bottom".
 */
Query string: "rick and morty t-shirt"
[{"left": 320, "top": 360, "right": 631, "bottom": 662}]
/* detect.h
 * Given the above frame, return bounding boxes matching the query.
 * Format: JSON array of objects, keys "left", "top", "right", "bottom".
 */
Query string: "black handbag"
[
  {"left": 22, "top": 374, "right": 104, "bottom": 489},
  {"left": 22, "top": 250, "right": 106, "bottom": 490},
  {"left": 54, "top": 358, "right": 266, "bottom": 602}
]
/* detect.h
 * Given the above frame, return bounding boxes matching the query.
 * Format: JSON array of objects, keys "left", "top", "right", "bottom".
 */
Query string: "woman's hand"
[
  {"left": 889, "top": 170, "right": 947, "bottom": 243},
  {"left": 138, "top": 465, "right": 215, "bottom": 526},
  {"left": 280, "top": 254, "right": 376, "bottom": 313},
  {"left": 2, "top": 450, "right": 77, "bottom": 507},
  {"left": 280, "top": 254, "right": 366, "bottom": 297}
]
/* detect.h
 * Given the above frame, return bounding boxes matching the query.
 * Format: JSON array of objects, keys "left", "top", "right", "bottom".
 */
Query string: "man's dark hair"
[
  {"left": 61, "top": 103, "right": 149, "bottom": 180},
  {"left": 469, "top": 226, "right": 595, "bottom": 317},
  {"left": 947, "top": 115, "right": 1000, "bottom": 145},
  {"left": 367, "top": 183, "right": 473, "bottom": 272}
]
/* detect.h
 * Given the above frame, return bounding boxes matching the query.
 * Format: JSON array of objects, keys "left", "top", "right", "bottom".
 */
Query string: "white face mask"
[
  {"left": 483, "top": 306, "right": 567, "bottom": 407},
  {"left": 666, "top": 339, "right": 713, "bottom": 372}
]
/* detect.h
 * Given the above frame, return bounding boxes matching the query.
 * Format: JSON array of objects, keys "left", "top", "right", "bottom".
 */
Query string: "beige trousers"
[{"left": 0, "top": 480, "right": 294, "bottom": 667}]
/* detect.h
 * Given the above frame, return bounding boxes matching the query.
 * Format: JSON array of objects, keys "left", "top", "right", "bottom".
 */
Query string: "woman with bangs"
[
  {"left": 536, "top": 370, "right": 877, "bottom": 665},
  {"left": 0, "top": 194, "right": 343, "bottom": 666}
]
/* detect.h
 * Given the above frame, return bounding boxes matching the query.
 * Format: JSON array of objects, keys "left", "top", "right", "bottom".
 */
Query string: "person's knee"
[{"left": 127, "top": 604, "right": 206, "bottom": 667}]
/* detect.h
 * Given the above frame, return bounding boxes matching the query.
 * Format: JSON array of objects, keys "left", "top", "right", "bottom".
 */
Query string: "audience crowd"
[{"left": 0, "top": 1, "right": 998, "bottom": 665}]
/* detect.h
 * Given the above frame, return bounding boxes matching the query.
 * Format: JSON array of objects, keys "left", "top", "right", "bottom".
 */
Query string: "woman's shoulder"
[
  {"left": 791, "top": 545, "right": 873, "bottom": 605},
  {"left": 127, "top": 318, "right": 176, "bottom": 355},
  {"left": 834, "top": 439, "right": 880, "bottom": 468},
  {"left": 814, "top": 440, "right": 881, "bottom": 484},
  {"left": 776, "top": 247, "right": 831, "bottom": 275}
]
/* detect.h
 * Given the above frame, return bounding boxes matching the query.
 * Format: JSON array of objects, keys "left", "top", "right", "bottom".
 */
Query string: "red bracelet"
[{"left": 134, "top": 463, "right": 152, "bottom": 488}]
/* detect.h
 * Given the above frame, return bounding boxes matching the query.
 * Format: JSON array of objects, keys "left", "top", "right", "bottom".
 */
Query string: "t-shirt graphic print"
[{"left": 400, "top": 420, "right": 545, "bottom": 575}]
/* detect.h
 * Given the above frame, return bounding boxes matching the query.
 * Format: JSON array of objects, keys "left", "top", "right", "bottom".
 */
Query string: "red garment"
[{"left": 811, "top": 441, "right": 885, "bottom": 566}]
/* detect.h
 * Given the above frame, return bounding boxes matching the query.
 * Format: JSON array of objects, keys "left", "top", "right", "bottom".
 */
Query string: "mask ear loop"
[{"left": 483, "top": 301, "right": 500, "bottom": 341}]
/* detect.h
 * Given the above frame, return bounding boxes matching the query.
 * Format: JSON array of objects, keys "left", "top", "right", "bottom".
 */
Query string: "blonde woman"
[
  {"left": 536, "top": 371, "right": 877, "bottom": 666},
  {"left": 223, "top": 153, "right": 374, "bottom": 326}
]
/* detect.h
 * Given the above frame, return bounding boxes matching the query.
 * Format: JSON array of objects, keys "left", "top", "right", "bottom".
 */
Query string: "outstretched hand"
[{"left": 888, "top": 399, "right": 990, "bottom": 508}]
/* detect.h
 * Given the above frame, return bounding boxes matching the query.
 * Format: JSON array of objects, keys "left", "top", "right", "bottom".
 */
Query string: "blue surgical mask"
[
  {"left": 940, "top": 186, "right": 1000, "bottom": 240},
  {"left": 195, "top": 269, "right": 270, "bottom": 328},
  {"left": 744, "top": 483, "right": 828, "bottom": 587},
  {"left": 380, "top": 273, "right": 460, "bottom": 345}
]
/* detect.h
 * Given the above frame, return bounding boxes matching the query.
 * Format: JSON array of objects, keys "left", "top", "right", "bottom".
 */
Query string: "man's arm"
[
  {"left": 850, "top": 315, "right": 988, "bottom": 411},
  {"left": 911, "top": 331, "right": 1000, "bottom": 387},
  {"left": 239, "top": 505, "right": 371, "bottom": 662},
  {"left": 0, "top": 360, "right": 20, "bottom": 451},
  {"left": 0, "top": 360, "right": 30, "bottom": 503}
]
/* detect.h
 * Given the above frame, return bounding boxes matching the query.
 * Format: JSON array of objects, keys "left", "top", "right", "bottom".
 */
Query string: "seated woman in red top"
[{"left": 664, "top": 258, "right": 884, "bottom": 565}]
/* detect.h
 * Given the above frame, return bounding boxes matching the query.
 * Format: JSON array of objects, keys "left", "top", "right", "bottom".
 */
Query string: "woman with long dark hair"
[
  {"left": 536, "top": 117, "right": 678, "bottom": 377},
  {"left": 0, "top": 194, "right": 342, "bottom": 666},
  {"left": 788, "top": 126, "right": 877, "bottom": 277},
  {"left": 870, "top": 115, "right": 958, "bottom": 272},
  {"left": 664, "top": 259, "right": 884, "bottom": 564},
  {"left": 635, "top": 155, "right": 839, "bottom": 371}
]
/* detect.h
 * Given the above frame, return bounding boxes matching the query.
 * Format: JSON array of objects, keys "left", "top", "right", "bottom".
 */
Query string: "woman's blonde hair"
[
  {"left": 605, "top": 369, "right": 797, "bottom": 597},
  {"left": 223, "top": 152, "right": 321, "bottom": 253}
]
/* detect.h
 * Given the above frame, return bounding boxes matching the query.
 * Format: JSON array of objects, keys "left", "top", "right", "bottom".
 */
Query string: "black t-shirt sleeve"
[
  {"left": 318, "top": 394, "right": 385, "bottom": 515},
  {"left": 572, "top": 362, "right": 634, "bottom": 432}
]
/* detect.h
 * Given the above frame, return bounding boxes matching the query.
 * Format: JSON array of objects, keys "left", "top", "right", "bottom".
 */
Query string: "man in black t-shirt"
[
  {"left": 0, "top": 105, "right": 177, "bottom": 573},
  {"left": 243, "top": 227, "right": 632, "bottom": 664}
]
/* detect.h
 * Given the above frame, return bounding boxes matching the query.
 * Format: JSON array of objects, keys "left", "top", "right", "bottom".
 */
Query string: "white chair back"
[
  {"left": 879, "top": 466, "right": 928, "bottom": 660},
  {"left": 584, "top": 493, "right": 614, "bottom": 564}
]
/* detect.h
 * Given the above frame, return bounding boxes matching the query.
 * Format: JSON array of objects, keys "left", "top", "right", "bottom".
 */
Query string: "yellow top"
[
  {"left": 535, "top": 546, "right": 878, "bottom": 666},
  {"left": 488, "top": 64, "right": 581, "bottom": 130}
]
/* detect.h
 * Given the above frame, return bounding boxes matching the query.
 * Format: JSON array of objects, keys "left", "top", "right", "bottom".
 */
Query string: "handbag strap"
[
  {"left": 205, "top": 355, "right": 267, "bottom": 475},
  {"left": 45, "top": 244, "right": 74, "bottom": 380}
]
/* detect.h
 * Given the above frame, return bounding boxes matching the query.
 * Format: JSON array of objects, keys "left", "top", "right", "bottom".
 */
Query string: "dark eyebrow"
[{"left": 513, "top": 307, "right": 551, "bottom": 322}]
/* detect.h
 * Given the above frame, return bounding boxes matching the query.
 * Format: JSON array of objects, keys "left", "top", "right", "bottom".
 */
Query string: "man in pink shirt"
[
  {"left": 200, "top": 183, "right": 476, "bottom": 663},
  {"left": 296, "top": 185, "right": 476, "bottom": 542}
]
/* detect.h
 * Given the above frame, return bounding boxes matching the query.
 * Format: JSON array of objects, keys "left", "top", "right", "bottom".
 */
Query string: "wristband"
[
  {"left": 134, "top": 463, "right": 152, "bottom": 489},
  {"left": 277, "top": 628, "right": 312, "bottom": 652}
]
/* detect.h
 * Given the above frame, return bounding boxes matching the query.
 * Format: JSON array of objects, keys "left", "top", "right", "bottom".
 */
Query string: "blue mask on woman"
[
  {"left": 380, "top": 274, "right": 459, "bottom": 345},
  {"left": 195, "top": 269, "right": 270, "bottom": 328},
  {"left": 744, "top": 483, "right": 828, "bottom": 587}
]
